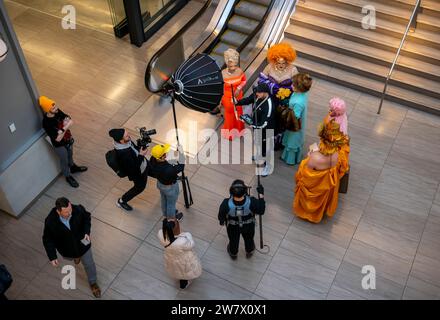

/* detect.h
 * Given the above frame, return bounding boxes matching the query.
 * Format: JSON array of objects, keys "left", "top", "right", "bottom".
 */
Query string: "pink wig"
[{"left": 329, "top": 97, "right": 348, "bottom": 135}]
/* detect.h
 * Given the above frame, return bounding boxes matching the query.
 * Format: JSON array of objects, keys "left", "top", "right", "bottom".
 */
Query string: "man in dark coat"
[
  {"left": 42, "top": 197, "right": 100, "bottom": 298},
  {"left": 109, "top": 128, "right": 149, "bottom": 211}
]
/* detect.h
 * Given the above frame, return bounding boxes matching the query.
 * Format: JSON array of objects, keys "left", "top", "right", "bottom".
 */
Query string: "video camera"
[{"left": 137, "top": 127, "right": 157, "bottom": 149}]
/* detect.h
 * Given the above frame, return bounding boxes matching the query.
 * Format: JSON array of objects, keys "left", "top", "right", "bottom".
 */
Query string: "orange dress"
[
  {"left": 221, "top": 72, "right": 246, "bottom": 140},
  {"left": 293, "top": 158, "right": 342, "bottom": 223}
]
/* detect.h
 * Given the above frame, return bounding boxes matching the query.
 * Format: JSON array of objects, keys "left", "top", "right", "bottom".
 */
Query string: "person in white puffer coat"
[{"left": 158, "top": 219, "right": 202, "bottom": 289}]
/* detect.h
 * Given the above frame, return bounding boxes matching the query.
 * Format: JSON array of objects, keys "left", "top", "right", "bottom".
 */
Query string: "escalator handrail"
[
  {"left": 145, "top": 0, "right": 213, "bottom": 93},
  {"left": 234, "top": 0, "right": 276, "bottom": 67}
]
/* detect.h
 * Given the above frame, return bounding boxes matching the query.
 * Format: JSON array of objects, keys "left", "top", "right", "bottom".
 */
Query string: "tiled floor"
[{"left": 1, "top": 0, "right": 440, "bottom": 300}]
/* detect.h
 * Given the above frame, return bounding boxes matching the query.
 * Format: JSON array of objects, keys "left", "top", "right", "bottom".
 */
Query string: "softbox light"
[{"left": 170, "top": 53, "right": 224, "bottom": 113}]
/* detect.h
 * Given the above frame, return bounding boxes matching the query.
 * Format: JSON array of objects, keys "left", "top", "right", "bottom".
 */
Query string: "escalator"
[{"left": 204, "top": 0, "right": 273, "bottom": 67}]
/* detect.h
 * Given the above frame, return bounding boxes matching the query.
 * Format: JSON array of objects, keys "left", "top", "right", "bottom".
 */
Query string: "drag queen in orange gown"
[
  {"left": 293, "top": 120, "right": 349, "bottom": 223},
  {"left": 221, "top": 49, "right": 247, "bottom": 140}
]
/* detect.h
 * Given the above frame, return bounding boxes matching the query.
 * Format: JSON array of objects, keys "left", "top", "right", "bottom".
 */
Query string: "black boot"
[
  {"left": 70, "top": 164, "right": 88, "bottom": 173},
  {"left": 66, "top": 176, "right": 79, "bottom": 188}
]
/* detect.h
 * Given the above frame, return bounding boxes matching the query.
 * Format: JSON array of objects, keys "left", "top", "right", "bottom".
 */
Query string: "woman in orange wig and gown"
[{"left": 220, "top": 48, "right": 247, "bottom": 141}]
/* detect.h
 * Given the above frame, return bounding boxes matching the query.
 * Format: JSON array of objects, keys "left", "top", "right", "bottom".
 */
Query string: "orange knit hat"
[{"left": 39, "top": 96, "right": 56, "bottom": 113}]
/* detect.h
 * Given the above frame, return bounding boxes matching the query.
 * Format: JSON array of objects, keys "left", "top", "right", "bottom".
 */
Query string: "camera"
[{"left": 137, "top": 127, "right": 157, "bottom": 149}]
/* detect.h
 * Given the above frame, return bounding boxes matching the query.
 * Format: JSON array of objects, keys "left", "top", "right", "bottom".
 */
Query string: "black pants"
[
  {"left": 122, "top": 171, "right": 148, "bottom": 203},
  {"left": 226, "top": 222, "right": 255, "bottom": 255},
  {"left": 180, "top": 280, "right": 188, "bottom": 289}
]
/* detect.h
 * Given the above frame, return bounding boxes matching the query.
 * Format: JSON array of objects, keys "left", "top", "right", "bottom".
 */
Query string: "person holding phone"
[{"left": 42, "top": 197, "right": 101, "bottom": 298}]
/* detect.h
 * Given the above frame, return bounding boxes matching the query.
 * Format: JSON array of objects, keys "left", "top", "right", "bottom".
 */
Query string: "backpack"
[
  {"left": 0, "top": 264, "right": 12, "bottom": 294},
  {"left": 105, "top": 149, "right": 127, "bottom": 178}
]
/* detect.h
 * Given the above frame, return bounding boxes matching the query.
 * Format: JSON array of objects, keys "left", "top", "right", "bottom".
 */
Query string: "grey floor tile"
[
  {"left": 403, "top": 276, "right": 440, "bottom": 300},
  {"left": 23, "top": 194, "right": 55, "bottom": 223},
  {"left": 281, "top": 224, "right": 346, "bottom": 271},
  {"left": 292, "top": 214, "right": 356, "bottom": 250},
  {"left": 332, "top": 261, "right": 404, "bottom": 300},
  {"left": 353, "top": 219, "right": 419, "bottom": 262},
  {"left": 102, "top": 288, "right": 131, "bottom": 300},
  {"left": 92, "top": 188, "right": 161, "bottom": 240},
  {"left": 268, "top": 247, "right": 336, "bottom": 295},
  {"left": 413, "top": 215, "right": 440, "bottom": 262},
  {"left": 371, "top": 164, "right": 437, "bottom": 217},
  {"left": 405, "top": 109, "right": 440, "bottom": 129},
  {"left": 410, "top": 253, "right": 440, "bottom": 288},
  {"left": 202, "top": 233, "right": 272, "bottom": 292},
  {"left": 326, "top": 284, "right": 365, "bottom": 300},
  {"left": 0, "top": 214, "right": 46, "bottom": 255},
  {"left": 255, "top": 270, "right": 327, "bottom": 300},
  {"left": 253, "top": 202, "right": 293, "bottom": 236},
  {"left": 348, "top": 107, "right": 403, "bottom": 139},
  {"left": 176, "top": 271, "right": 254, "bottom": 300},
  {"left": 343, "top": 239, "right": 412, "bottom": 286},
  {"left": 331, "top": 198, "right": 365, "bottom": 227},
  {"left": 109, "top": 264, "right": 178, "bottom": 300},
  {"left": 362, "top": 198, "right": 427, "bottom": 243},
  {"left": 0, "top": 210, "right": 13, "bottom": 227},
  {"left": 88, "top": 218, "right": 142, "bottom": 275}
]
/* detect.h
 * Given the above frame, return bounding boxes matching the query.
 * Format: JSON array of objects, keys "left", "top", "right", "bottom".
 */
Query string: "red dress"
[{"left": 221, "top": 72, "right": 247, "bottom": 140}]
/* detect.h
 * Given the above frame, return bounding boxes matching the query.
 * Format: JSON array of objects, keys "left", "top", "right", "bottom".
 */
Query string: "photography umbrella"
[
  {"left": 162, "top": 53, "right": 224, "bottom": 208},
  {"left": 171, "top": 53, "right": 224, "bottom": 113}
]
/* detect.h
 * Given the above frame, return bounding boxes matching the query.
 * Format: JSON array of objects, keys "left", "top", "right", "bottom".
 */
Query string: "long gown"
[
  {"left": 293, "top": 157, "right": 342, "bottom": 223},
  {"left": 281, "top": 91, "right": 309, "bottom": 165},
  {"left": 221, "top": 71, "right": 246, "bottom": 140}
]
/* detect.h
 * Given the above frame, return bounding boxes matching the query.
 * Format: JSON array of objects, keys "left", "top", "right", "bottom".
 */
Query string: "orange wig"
[{"left": 267, "top": 43, "right": 297, "bottom": 64}]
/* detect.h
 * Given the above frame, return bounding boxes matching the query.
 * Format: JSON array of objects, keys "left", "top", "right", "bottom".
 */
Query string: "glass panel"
[
  {"left": 139, "top": 0, "right": 167, "bottom": 20},
  {"left": 107, "top": 0, "right": 126, "bottom": 27}
]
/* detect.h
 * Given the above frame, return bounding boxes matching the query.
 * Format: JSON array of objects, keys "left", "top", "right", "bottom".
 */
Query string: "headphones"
[{"left": 229, "top": 179, "right": 249, "bottom": 197}]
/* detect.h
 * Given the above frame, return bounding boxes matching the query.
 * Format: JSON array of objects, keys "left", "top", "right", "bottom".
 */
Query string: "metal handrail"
[{"left": 377, "top": 0, "right": 421, "bottom": 114}]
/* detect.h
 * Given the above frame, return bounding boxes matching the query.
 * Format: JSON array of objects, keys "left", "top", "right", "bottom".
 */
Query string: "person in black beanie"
[{"left": 109, "top": 128, "right": 149, "bottom": 211}]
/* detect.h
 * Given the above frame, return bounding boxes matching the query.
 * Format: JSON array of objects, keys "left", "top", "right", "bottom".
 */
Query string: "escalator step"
[
  {"left": 234, "top": 1, "right": 268, "bottom": 21},
  {"left": 221, "top": 30, "right": 248, "bottom": 47},
  {"left": 210, "top": 53, "right": 225, "bottom": 68},
  {"left": 228, "top": 15, "right": 259, "bottom": 35},
  {"left": 212, "top": 42, "right": 236, "bottom": 57},
  {"left": 247, "top": 0, "right": 271, "bottom": 6}
]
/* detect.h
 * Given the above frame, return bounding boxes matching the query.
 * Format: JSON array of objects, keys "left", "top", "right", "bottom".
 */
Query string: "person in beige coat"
[{"left": 158, "top": 219, "right": 202, "bottom": 289}]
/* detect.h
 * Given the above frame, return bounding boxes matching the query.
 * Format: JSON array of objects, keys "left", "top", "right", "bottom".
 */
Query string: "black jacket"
[
  {"left": 42, "top": 204, "right": 92, "bottom": 260},
  {"left": 236, "top": 94, "right": 275, "bottom": 130},
  {"left": 218, "top": 196, "right": 265, "bottom": 225},
  {"left": 149, "top": 157, "right": 184, "bottom": 185},
  {"left": 115, "top": 141, "right": 148, "bottom": 181}
]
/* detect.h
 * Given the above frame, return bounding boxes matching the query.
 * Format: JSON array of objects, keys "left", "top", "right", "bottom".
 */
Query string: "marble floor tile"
[
  {"left": 22, "top": 194, "right": 55, "bottom": 223},
  {"left": 362, "top": 198, "right": 427, "bottom": 243},
  {"left": 410, "top": 253, "right": 440, "bottom": 288},
  {"left": 332, "top": 261, "right": 404, "bottom": 300},
  {"left": 370, "top": 164, "right": 437, "bottom": 217},
  {"left": 255, "top": 270, "right": 326, "bottom": 300},
  {"left": 101, "top": 288, "right": 131, "bottom": 300},
  {"left": 109, "top": 264, "right": 178, "bottom": 300},
  {"left": 402, "top": 276, "right": 440, "bottom": 300},
  {"left": 326, "top": 284, "right": 365, "bottom": 300},
  {"left": 202, "top": 233, "right": 272, "bottom": 292},
  {"left": 176, "top": 270, "right": 254, "bottom": 300},
  {"left": 0, "top": 214, "right": 46, "bottom": 256},
  {"left": 269, "top": 247, "right": 336, "bottom": 295},
  {"left": 330, "top": 197, "right": 365, "bottom": 227},
  {"left": 252, "top": 202, "right": 294, "bottom": 236},
  {"left": 405, "top": 109, "right": 440, "bottom": 129},
  {"left": 92, "top": 188, "right": 161, "bottom": 240},
  {"left": 343, "top": 239, "right": 412, "bottom": 286},
  {"left": 356, "top": 95, "right": 407, "bottom": 122},
  {"left": 292, "top": 214, "right": 356, "bottom": 250},
  {"left": 87, "top": 218, "right": 142, "bottom": 275},
  {"left": 353, "top": 219, "right": 419, "bottom": 262},
  {"left": 4, "top": 0, "right": 29, "bottom": 19},
  {"left": 280, "top": 224, "right": 347, "bottom": 271}
]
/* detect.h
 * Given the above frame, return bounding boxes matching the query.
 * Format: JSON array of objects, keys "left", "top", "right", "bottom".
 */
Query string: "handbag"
[
  {"left": 285, "top": 107, "right": 302, "bottom": 132},
  {"left": 339, "top": 170, "right": 349, "bottom": 194},
  {"left": 0, "top": 264, "right": 13, "bottom": 294}
]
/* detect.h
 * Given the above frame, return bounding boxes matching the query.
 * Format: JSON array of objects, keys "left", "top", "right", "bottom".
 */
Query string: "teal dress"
[{"left": 281, "top": 91, "right": 309, "bottom": 165}]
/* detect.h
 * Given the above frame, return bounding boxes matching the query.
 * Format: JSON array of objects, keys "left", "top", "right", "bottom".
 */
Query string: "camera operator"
[
  {"left": 149, "top": 143, "right": 185, "bottom": 221},
  {"left": 218, "top": 180, "right": 265, "bottom": 259},
  {"left": 109, "top": 128, "right": 149, "bottom": 211},
  {"left": 234, "top": 83, "right": 275, "bottom": 177}
]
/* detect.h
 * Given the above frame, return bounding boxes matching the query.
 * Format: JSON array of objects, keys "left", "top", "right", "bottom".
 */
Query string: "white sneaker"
[{"left": 261, "top": 164, "right": 272, "bottom": 177}]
